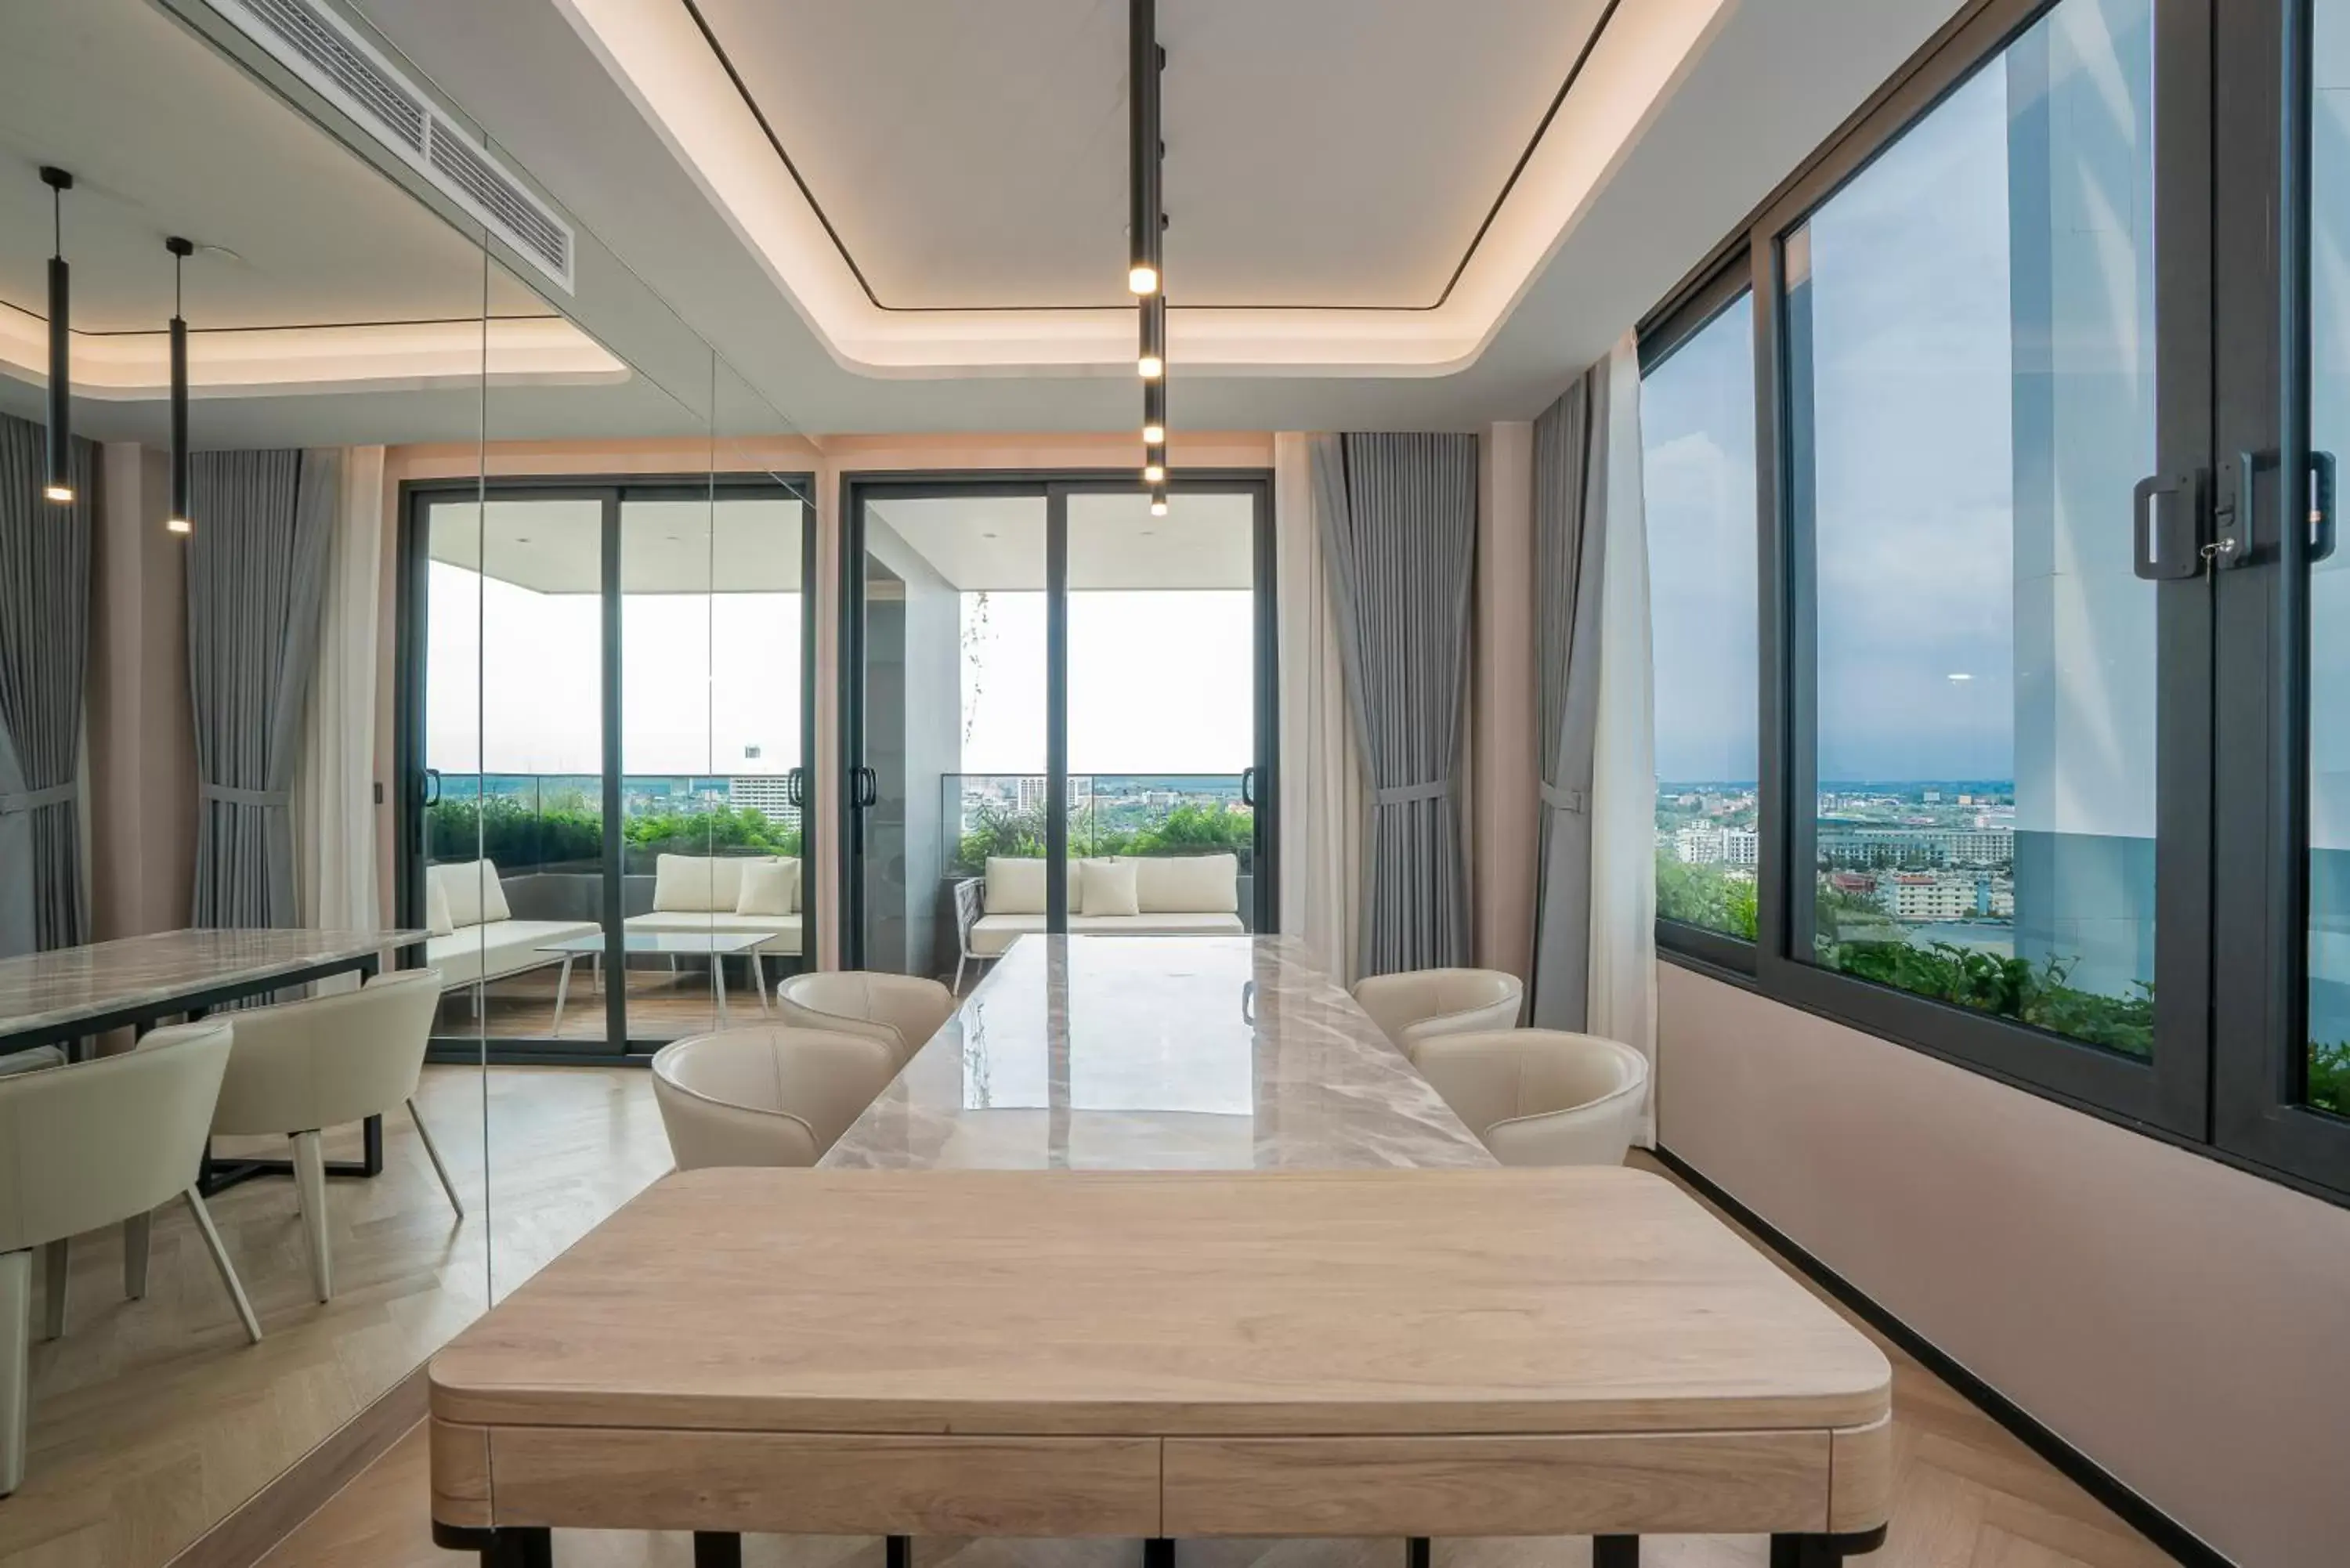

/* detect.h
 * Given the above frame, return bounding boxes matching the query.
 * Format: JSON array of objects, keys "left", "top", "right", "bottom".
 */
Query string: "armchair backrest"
[
  {"left": 0, "top": 1021, "right": 233, "bottom": 1252},
  {"left": 776, "top": 971, "right": 956, "bottom": 1065},
  {"left": 209, "top": 968, "right": 444, "bottom": 1137}
]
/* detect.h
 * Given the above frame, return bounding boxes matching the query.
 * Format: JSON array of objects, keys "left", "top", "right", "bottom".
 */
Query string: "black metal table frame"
[{"left": 0, "top": 947, "right": 398, "bottom": 1195}]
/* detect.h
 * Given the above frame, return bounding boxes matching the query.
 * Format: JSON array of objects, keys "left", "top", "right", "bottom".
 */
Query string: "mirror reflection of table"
[
  {"left": 822, "top": 934, "right": 1495, "bottom": 1172},
  {"left": 0, "top": 928, "right": 421, "bottom": 1190}
]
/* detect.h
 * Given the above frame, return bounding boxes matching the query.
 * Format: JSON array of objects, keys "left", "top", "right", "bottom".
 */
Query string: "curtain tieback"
[
  {"left": 0, "top": 782, "right": 74, "bottom": 814},
  {"left": 201, "top": 783, "right": 291, "bottom": 809},
  {"left": 1539, "top": 780, "right": 1588, "bottom": 814},
  {"left": 1370, "top": 778, "right": 1450, "bottom": 807}
]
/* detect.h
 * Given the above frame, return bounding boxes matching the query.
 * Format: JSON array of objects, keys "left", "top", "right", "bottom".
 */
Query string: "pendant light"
[
  {"left": 1127, "top": 0, "right": 1160, "bottom": 298},
  {"left": 1142, "top": 379, "right": 1166, "bottom": 450},
  {"left": 39, "top": 167, "right": 74, "bottom": 505},
  {"left": 1138, "top": 293, "right": 1165, "bottom": 381},
  {"left": 165, "top": 237, "right": 193, "bottom": 535}
]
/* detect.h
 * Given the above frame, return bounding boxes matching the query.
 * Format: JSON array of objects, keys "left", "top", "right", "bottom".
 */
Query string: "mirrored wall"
[{"left": 0, "top": 0, "right": 807, "bottom": 1561}]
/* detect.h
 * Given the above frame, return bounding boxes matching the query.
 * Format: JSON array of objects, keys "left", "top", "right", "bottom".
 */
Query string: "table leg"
[
  {"left": 550, "top": 956, "right": 575, "bottom": 1037},
  {"left": 714, "top": 950, "right": 729, "bottom": 1028},
  {"left": 1405, "top": 1540, "right": 1430, "bottom": 1568},
  {"left": 1144, "top": 1540, "right": 1174, "bottom": 1568},
  {"left": 1593, "top": 1537, "right": 1639, "bottom": 1567},
  {"left": 886, "top": 1537, "right": 913, "bottom": 1568},
  {"left": 751, "top": 952, "right": 769, "bottom": 1013},
  {"left": 692, "top": 1533, "right": 743, "bottom": 1568},
  {"left": 1770, "top": 1530, "right": 1887, "bottom": 1567}
]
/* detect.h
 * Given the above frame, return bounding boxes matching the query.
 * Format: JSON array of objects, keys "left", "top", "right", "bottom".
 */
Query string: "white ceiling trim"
[
  {"left": 548, "top": 0, "right": 1734, "bottom": 379},
  {"left": 0, "top": 307, "right": 626, "bottom": 400}
]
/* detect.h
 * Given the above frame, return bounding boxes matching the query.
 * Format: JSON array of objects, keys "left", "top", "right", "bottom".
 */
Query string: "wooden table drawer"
[
  {"left": 1162, "top": 1432, "right": 1835, "bottom": 1537},
  {"left": 483, "top": 1429, "right": 1162, "bottom": 1537}
]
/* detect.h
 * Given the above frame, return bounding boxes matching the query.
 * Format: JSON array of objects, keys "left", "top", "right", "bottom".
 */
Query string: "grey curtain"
[
  {"left": 1528, "top": 367, "right": 1611, "bottom": 1029},
  {"left": 1311, "top": 432, "right": 1478, "bottom": 977},
  {"left": 0, "top": 413, "right": 93, "bottom": 958},
  {"left": 187, "top": 449, "right": 339, "bottom": 928}
]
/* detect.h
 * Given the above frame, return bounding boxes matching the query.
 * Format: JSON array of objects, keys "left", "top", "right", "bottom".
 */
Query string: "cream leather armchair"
[
  {"left": 0, "top": 1021, "right": 261, "bottom": 1497},
  {"left": 204, "top": 969, "right": 457, "bottom": 1304},
  {"left": 775, "top": 971, "right": 956, "bottom": 1067},
  {"left": 1350, "top": 968, "right": 1525, "bottom": 1058},
  {"left": 652, "top": 1027, "right": 902, "bottom": 1169},
  {"left": 1412, "top": 1029, "right": 1650, "bottom": 1167}
]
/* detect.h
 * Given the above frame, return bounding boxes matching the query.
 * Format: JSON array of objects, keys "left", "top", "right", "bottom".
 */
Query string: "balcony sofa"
[
  {"left": 423, "top": 858, "right": 596, "bottom": 989},
  {"left": 954, "top": 853, "right": 1246, "bottom": 988},
  {"left": 623, "top": 854, "right": 804, "bottom": 958}
]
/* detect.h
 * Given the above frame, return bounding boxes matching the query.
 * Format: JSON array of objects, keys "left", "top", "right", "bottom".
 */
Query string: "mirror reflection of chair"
[
  {"left": 202, "top": 970, "right": 457, "bottom": 1305},
  {"left": 651, "top": 1027, "right": 902, "bottom": 1169},
  {"left": 1412, "top": 1030, "right": 1650, "bottom": 1168},
  {"left": 0, "top": 1021, "right": 260, "bottom": 1498},
  {"left": 775, "top": 971, "right": 956, "bottom": 1068},
  {"left": 1350, "top": 967, "right": 1525, "bottom": 1059}
]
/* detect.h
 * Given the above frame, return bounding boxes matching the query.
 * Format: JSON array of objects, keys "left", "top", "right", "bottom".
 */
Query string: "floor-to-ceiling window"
[
  {"left": 405, "top": 476, "right": 814, "bottom": 1054},
  {"left": 842, "top": 475, "right": 1275, "bottom": 983}
]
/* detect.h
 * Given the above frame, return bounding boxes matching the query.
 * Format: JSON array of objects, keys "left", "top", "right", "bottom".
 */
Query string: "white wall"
[{"left": 1658, "top": 960, "right": 2350, "bottom": 1568}]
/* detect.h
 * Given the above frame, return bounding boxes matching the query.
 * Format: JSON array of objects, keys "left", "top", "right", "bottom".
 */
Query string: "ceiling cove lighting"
[
  {"left": 40, "top": 167, "right": 74, "bottom": 505},
  {"left": 165, "top": 237, "right": 194, "bottom": 536}
]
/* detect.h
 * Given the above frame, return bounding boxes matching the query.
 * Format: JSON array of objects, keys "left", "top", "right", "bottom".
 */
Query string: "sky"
[
  {"left": 426, "top": 566, "right": 1253, "bottom": 779},
  {"left": 1645, "top": 2, "right": 2157, "bottom": 789}
]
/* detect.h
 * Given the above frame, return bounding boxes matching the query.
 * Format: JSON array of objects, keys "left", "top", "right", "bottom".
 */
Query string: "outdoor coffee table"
[{"left": 537, "top": 930, "right": 772, "bottom": 1035}]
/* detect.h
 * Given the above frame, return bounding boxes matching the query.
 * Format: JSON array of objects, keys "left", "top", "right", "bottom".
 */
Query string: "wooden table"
[
  {"left": 428, "top": 1167, "right": 1894, "bottom": 1567},
  {"left": 0, "top": 927, "right": 421, "bottom": 1188}
]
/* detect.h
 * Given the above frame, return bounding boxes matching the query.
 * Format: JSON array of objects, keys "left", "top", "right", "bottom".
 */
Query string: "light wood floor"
[
  {"left": 249, "top": 1158, "right": 2176, "bottom": 1568},
  {"left": 0, "top": 1065, "right": 674, "bottom": 1568},
  {"left": 442, "top": 962, "right": 799, "bottom": 1046}
]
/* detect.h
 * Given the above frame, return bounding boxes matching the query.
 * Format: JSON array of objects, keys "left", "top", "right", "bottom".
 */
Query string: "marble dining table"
[{"left": 822, "top": 933, "right": 1496, "bottom": 1171}]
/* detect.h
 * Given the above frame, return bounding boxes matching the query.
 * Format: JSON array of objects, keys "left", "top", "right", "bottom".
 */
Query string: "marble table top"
[
  {"left": 0, "top": 928, "right": 421, "bottom": 1042},
  {"left": 822, "top": 934, "right": 1495, "bottom": 1171}
]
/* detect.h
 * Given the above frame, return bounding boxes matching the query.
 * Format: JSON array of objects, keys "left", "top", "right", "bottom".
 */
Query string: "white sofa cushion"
[
  {"left": 1079, "top": 859, "right": 1141, "bottom": 918},
  {"left": 425, "top": 919, "right": 596, "bottom": 988},
  {"left": 736, "top": 858, "right": 800, "bottom": 916},
  {"left": 432, "top": 859, "right": 512, "bottom": 930},
  {"left": 653, "top": 854, "right": 786, "bottom": 913},
  {"left": 425, "top": 873, "right": 456, "bottom": 938},
  {"left": 967, "top": 910, "right": 1246, "bottom": 957},
  {"left": 1133, "top": 854, "right": 1239, "bottom": 915},
  {"left": 984, "top": 857, "right": 1049, "bottom": 915}
]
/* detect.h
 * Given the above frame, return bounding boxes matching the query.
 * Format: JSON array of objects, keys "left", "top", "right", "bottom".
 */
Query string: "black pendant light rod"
[
  {"left": 1127, "top": 0, "right": 1161, "bottom": 298},
  {"left": 167, "top": 237, "right": 194, "bottom": 535},
  {"left": 40, "top": 166, "right": 74, "bottom": 506}
]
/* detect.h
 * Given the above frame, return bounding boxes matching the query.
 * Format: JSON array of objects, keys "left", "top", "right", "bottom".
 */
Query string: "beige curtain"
[
  {"left": 1274, "top": 432, "right": 1361, "bottom": 983},
  {"left": 294, "top": 446, "right": 386, "bottom": 959}
]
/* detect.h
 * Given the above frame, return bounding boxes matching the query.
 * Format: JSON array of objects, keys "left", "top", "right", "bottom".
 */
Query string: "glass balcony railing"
[{"left": 942, "top": 772, "right": 1256, "bottom": 880}]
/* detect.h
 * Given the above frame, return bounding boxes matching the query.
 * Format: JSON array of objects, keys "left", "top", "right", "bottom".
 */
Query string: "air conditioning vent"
[
  {"left": 204, "top": 0, "right": 574, "bottom": 293},
  {"left": 232, "top": 0, "right": 425, "bottom": 151},
  {"left": 427, "top": 121, "right": 569, "bottom": 281}
]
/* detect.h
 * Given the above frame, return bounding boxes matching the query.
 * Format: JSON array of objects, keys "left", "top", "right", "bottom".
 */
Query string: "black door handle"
[
  {"left": 421, "top": 767, "right": 442, "bottom": 807},
  {"left": 2312, "top": 451, "right": 2337, "bottom": 563},
  {"left": 1240, "top": 766, "right": 1256, "bottom": 808},
  {"left": 786, "top": 768, "right": 806, "bottom": 809},
  {"left": 851, "top": 766, "right": 879, "bottom": 809}
]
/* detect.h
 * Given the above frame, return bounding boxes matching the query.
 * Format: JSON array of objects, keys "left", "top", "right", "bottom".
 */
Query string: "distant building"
[
  {"left": 1723, "top": 829, "right": 1759, "bottom": 867},
  {"left": 1880, "top": 873, "right": 1972, "bottom": 922},
  {"left": 1817, "top": 826, "right": 2014, "bottom": 868},
  {"left": 1674, "top": 826, "right": 1726, "bottom": 865},
  {"left": 728, "top": 775, "right": 797, "bottom": 825}
]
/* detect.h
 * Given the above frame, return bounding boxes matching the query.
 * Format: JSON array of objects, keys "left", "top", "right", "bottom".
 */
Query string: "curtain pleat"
[
  {"left": 1312, "top": 432, "right": 1478, "bottom": 978},
  {"left": 0, "top": 412, "right": 93, "bottom": 958},
  {"left": 188, "top": 448, "right": 340, "bottom": 929},
  {"left": 1528, "top": 366, "right": 1611, "bottom": 1030}
]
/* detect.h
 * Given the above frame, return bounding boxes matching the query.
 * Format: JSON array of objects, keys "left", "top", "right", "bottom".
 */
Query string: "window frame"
[
  {"left": 1641, "top": 258, "right": 1764, "bottom": 975},
  {"left": 1637, "top": 0, "right": 2350, "bottom": 1200}
]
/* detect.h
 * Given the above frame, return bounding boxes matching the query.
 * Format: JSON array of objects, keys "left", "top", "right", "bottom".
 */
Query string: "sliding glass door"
[
  {"left": 399, "top": 475, "right": 815, "bottom": 1056},
  {"left": 841, "top": 474, "right": 1277, "bottom": 985}
]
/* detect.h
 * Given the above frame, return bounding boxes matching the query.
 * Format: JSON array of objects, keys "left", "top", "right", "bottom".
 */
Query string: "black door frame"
[
  {"left": 837, "top": 468, "right": 1280, "bottom": 972},
  {"left": 395, "top": 471, "right": 820, "bottom": 1062}
]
